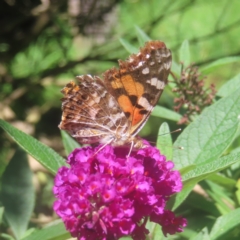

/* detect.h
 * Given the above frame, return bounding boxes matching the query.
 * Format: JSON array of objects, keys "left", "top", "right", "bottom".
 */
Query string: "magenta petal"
[
  {"left": 119, "top": 219, "right": 136, "bottom": 235},
  {"left": 136, "top": 181, "right": 150, "bottom": 192},
  {"left": 151, "top": 210, "right": 187, "bottom": 236},
  {"left": 102, "top": 188, "right": 116, "bottom": 202}
]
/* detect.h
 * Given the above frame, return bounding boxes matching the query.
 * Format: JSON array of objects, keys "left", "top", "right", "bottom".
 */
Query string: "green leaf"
[
  {"left": 173, "top": 86, "right": 240, "bottom": 170},
  {"left": 172, "top": 151, "right": 240, "bottom": 210},
  {"left": 1, "top": 148, "right": 34, "bottom": 239},
  {"left": 21, "top": 228, "right": 36, "bottom": 239},
  {"left": 186, "top": 192, "right": 219, "bottom": 216},
  {"left": 206, "top": 181, "right": 233, "bottom": 214},
  {"left": 201, "top": 57, "right": 240, "bottom": 74},
  {"left": 190, "top": 227, "right": 210, "bottom": 240},
  {"left": 0, "top": 233, "right": 15, "bottom": 240},
  {"left": 207, "top": 173, "right": 236, "bottom": 189},
  {"left": 182, "top": 152, "right": 240, "bottom": 182},
  {"left": 0, "top": 146, "right": 9, "bottom": 177},
  {"left": 217, "top": 73, "right": 240, "bottom": 97},
  {"left": 171, "top": 179, "right": 196, "bottom": 211},
  {"left": 61, "top": 130, "right": 81, "bottom": 156},
  {"left": 180, "top": 228, "right": 199, "bottom": 239},
  {"left": 0, "top": 119, "right": 66, "bottom": 174},
  {"left": 152, "top": 105, "right": 182, "bottom": 122},
  {"left": 236, "top": 179, "right": 240, "bottom": 205},
  {"left": 134, "top": 25, "right": 151, "bottom": 46},
  {"left": 0, "top": 207, "right": 4, "bottom": 224},
  {"left": 119, "top": 38, "right": 138, "bottom": 54},
  {"left": 146, "top": 221, "right": 163, "bottom": 240},
  {"left": 209, "top": 208, "right": 240, "bottom": 240},
  {"left": 22, "top": 220, "right": 70, "bottom": 240},
  {"left": 204, "top": 181, "right": 233, "bottom": 214},
  {"left": 156, "top": 122, "right": 173, "bottom": 160},
  {"left": 179, "top": 165, "right": 196, "bottom": 176},
  {"left": 179, "top": 40, "right": 190, "bottom": 66},
  {"left": 119, "top": 237, "right": 132, "bottom": 240}
]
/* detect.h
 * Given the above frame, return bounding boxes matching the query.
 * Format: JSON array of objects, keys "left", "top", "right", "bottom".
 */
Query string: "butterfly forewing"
[{"left": 103, "top": 41, "right": 172, "bottom": 135}]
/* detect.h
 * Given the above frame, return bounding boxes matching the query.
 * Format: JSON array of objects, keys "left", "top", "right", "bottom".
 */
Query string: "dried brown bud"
[{"left": 171, "top": 63, "right": 216, "bottom": 125}]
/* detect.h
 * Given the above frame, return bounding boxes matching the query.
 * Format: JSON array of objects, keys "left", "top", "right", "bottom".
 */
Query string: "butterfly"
[{"left": 59, "top": 41, "right": 172, "bottom": 151}]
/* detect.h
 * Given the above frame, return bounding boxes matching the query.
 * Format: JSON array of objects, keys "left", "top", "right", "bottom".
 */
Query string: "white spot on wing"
[
  {"left": 161, "top": 51, "right": 171, "bottom": 58},
  {"left": 147, "top": 78, "right": 165, "bottom": 89},
  {"left": 157, "top": 80, "right": 165, "bottom": 89},
  {"left": 137, "top": 61, "right": 144, "bottom": 67},
  {"left": 108, "top": 97, "right": 116, "bottom": 108},
  {"left": 164, "top": 62, "right": 171, "bottom": 69},
  {"left": 151, "top": 77, "right": 158, "bottom": 86},
  {"left": 142, "top": 67, "right": 149, "bottom": 74},
  {"left": 138, "top": 97, "right": 151, "bottom": 110}
]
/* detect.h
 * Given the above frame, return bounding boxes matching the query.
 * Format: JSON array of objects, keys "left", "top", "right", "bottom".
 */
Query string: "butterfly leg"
[
  {"left": 92, "top": 138, "right": 114, "bottom": 156},
  {"left": 127, "top": 141, "right": 135, "bottom": 157}
]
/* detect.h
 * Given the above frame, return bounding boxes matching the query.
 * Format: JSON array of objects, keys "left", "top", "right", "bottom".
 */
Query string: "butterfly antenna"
[
  {"left": 173, "top": 145, "right": 184, "bottom": 150},
  {"left": 148, "top": 128, "right": 184, "bottom": 150},
  {"left": 159, "top": 128, "right": 183, "bottom": 150},
  {"left": 147, "top": 128, "right": 182, "bottom": 144},
  {"left": 148, "top": 140, "right": 184, "bottom": 150},
  {"left": 159, "top": 128, "right": 182, "bottom": 136}
]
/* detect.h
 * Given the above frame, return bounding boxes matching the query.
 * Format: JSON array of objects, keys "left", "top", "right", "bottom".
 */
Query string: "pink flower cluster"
[{"left": 53, "top": 145, "right": 187, "bottom": 239}]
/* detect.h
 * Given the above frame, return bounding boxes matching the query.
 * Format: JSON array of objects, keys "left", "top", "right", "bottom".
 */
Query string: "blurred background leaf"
[{"left": 1, "top": 148, "right": 34, "bottom": 239}]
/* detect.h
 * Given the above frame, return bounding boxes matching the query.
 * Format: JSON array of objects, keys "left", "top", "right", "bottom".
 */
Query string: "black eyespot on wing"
[
  {"left": 142, "top": 92, "right": 156, "bottom": 104},
  {"left": 139, "top": 109, "right": 148, "bottom": 115},
  {"left": 81, "top": 94, "right": 89, "bottom": 100},
  {"left": 135, "top": 103, "right": 144, "bottom": 109},
  {"left": 124, "top": 112, "right": 131, "bottom": 118},
  {"left": 77, "top": 100, "right": 82, "bottom": 105},
  {"left": 129, "top": 95, "right": 138, "bottom": 106}
]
